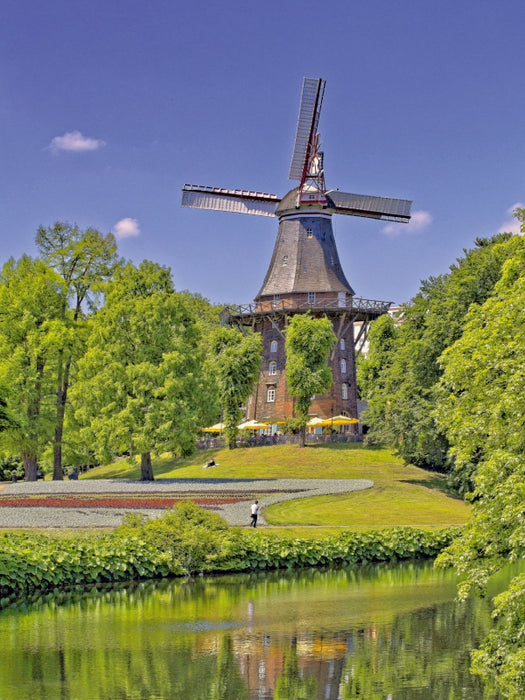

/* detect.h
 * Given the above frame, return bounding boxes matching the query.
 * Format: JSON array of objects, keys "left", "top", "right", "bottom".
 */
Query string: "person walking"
[{"left": 250, "top": 500, "right": 259, "bottom": 527}]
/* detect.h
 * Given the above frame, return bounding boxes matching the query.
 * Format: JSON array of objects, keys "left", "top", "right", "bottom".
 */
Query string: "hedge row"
[{"left": 0, "top": 503, "right": 460, "bottom": 604}]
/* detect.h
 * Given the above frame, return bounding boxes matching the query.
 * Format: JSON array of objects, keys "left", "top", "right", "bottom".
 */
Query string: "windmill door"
[{"left": 338, "top": 292, "right": 346, "bottom": 308}]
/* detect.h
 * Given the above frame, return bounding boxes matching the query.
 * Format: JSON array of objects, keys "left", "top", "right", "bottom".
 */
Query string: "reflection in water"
[{"left": 0, "top": 561, "right": 514, "bottom": 699}]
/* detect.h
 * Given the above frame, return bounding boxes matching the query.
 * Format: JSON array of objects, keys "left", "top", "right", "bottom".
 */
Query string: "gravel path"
[{"left": 0, "top": 477, "right": 373, "bottom": 528}]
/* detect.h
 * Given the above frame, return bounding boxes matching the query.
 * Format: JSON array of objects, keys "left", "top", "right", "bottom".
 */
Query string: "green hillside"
[{"left": 83, "top": 444, "right": 469, "bottom": 531}]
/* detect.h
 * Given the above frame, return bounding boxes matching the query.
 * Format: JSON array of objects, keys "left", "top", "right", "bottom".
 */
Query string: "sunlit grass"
[{"left": 79, "top": 443, "right": 470, "bottom": 530}]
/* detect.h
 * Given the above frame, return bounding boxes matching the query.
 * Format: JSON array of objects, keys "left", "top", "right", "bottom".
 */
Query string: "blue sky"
[{"left": 1, "top": 0, "right": 524, "bottom": 306}]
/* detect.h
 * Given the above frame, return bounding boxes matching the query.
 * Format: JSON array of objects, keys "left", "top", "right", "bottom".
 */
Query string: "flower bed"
[{"left": 0, "top": 495, "right": 248, "bottom": 509}]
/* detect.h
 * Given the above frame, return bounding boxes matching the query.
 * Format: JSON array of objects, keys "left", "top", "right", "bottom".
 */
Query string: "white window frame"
[
  {"left": 340, "top": 358, "right": 347, "bottom": 374},
  {"left": 269, "top": 361, "right": 277, "bottom": 375},
  {"left": 308, "top": 291, "right": 316, "bottom": 305},
  {"left": 340, "top": 338, "right": 345, "bottom": 350},
  {"left": 342, "top": 383, "right": 348, "bottom": 400},
  {"left": 267, "top": 386, "right": 276, "bottom": 403},
  {"left": 270, "top": 340, "right": 278, "bottom": 353}
]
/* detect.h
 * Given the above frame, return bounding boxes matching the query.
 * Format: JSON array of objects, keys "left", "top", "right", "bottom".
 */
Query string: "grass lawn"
[{"left": 82, "top": 443, "right": 470, "bottom": 530}]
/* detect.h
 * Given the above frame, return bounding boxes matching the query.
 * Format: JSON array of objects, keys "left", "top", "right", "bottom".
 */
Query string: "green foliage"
[
  {"left": 36, "top": 222, "right": 121, "bottom": 479},
  {"left": 209, "top": 327, "right": 262, "bottom": 449},
  {"left": 434, "top": 243, "right": 525, "bottom": 698},
  {"left": 117, "top": 501, "right": 237, "bottom": 574},
  {"left": 285, "top": 314, "right": 336, "bottom": 444},
  {"left": 362, "top": 232, "right": 525, "bottom": 478},
  {"left": 71, "top": 261, "right": 207, "bottom": 479},
  {"left": 0, "top": 456, "right": 23, "bottom": 481},
  {"left": 0, "top": 502, "right": 458, "bottom": 602},
  {"left": 471, "top": 573, "right": 525, "bottom": 699},
  {"left": 0, "top": 256, "right": 66, "bottom": 479}
]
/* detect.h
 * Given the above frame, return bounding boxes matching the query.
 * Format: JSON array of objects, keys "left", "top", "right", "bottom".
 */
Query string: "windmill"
[{"left": 182, "top": 78, "right": 412, "bottom": 426}]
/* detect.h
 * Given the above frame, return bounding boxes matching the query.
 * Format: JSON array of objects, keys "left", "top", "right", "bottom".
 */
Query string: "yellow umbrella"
[
  {"left": 201, "top": 422, "right": 225, "bottom": 432},
  {"left": 320, "top": 415, "right": 358, "bottom": 426},
  {"left": 237, "top": 419, "right": 270, "bottom": 430}
]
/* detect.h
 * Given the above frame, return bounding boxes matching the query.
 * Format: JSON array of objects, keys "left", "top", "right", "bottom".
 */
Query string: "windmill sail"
[
  {"left": 288, "top": 78, "right": 326, "bottom": 182},
  {"left": 182, "top": 184, "right": 279, "bottom": 217},
  {"left": 326, "top": 190, "right": 412, "bottom": 223}
]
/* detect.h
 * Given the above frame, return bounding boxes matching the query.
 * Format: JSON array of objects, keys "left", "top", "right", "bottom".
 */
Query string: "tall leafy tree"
[
  {"left": 285, "top": 314, "right": 336, "bottom": 447},
  {"left": 36, "top": 222, "right": 121, "bottom": 480},
  {"left": 435, "top": 241, "right": 525, "bottom": 698},
  {"left": 0, "top": 257, "right": 65, "bottom": 480},
  {"left": 363, "top": 232, "right": 525, "bottom": 479},
  {"left": 209, "top": 327, "right": 262, "bottom": 449},
  {"left": 71, "top": 261, "right": 205, "bottom": 480}
]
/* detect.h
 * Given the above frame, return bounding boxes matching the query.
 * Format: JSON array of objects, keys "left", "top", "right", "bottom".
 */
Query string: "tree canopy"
[
  {"left": 0, "top": 257, "right": 65, "bottom": 479},
  {"left": 285, "top": 314, "right": 336, "bottom": 446},
  {"left": 209, "top": 327, "right": 262, "bottom": 449},
  {"left": 36, "top": 222, "right": 121, "bottom": 479},
  {"left": 360, "top": 232, "right": 525, "bottom": 482},
  {"left": 435, "top": 239, "right": 525, "bottom": 697},
  {"left": 71, "top": 261, "right": 206, "bottom": 480}
]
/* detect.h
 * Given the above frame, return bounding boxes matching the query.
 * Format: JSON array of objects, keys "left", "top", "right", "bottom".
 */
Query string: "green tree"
[
  {"left": 0, "top": 257, "right": 65, "bottom": 479},
  {"left": 363, "top": 232, "right": 525, "bottom": 480},
  {"left": 209, "top": 327, "right": 262, "bottom": 449},
  {"left": 435, "top": 242, "right": 525, "bottom": 698},
  {"left": 36, "top": 222, "right": 121, "bottom": 480},
  {"left": 285, "top": 313, "right": 336, "bottom": 447},
  {"left": 71, "top": 261, "right": 205, "bottom": 480}
]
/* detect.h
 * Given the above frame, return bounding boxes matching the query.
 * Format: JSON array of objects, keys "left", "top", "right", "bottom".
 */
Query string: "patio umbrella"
[
  {"left": 307, "top": 417, "right": 326, "bottom": 427},
  {"left": 320, "top": 415, "right": 359, "bottom": 425},
  {"left": 237, "top": 419, "right": 270, "bottom": 430},
  {"left": 201, "top": 422, "right": 225, "bottom": 432}
]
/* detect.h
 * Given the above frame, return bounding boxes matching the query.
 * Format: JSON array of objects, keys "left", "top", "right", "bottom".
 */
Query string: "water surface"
[{"left": 0, "top": 561, "right": 512, "bottom": 699}]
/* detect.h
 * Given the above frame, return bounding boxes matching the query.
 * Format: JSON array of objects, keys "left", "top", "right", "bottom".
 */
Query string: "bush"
[{"left": 0, "top": 457, "right": 23, "bottom": 481}]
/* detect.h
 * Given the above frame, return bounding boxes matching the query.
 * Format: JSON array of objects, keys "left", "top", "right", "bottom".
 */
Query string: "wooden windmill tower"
[{"left": 182, "top": 78, "right": 412, "bottom": 427}]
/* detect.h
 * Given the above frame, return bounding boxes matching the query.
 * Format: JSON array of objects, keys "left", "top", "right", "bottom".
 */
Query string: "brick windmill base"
[{"left": 222, "top": 293, "right": 390, "bottom": 426}]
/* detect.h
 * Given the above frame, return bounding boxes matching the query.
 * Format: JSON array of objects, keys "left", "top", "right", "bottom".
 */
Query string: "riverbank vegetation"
[
  {"left": 361, "top": 211, "right": 525, "bottom": 699},
  {"left": 0, "top": 501, "right": 458, "bottom": 606}
]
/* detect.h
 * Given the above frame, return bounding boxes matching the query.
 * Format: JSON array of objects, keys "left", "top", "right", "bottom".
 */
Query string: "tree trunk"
[
  {"left": 140, "top": 452, "right": 155, "bottom": 481},
  {"left": 22, "top": 453, "right": 39, "bottom": 481},
  {"left": 298, "top": 424, "right": 306, "bottom": 448},
  {"left": 53, "top": 349, "right": 73, "bottom": 480}
]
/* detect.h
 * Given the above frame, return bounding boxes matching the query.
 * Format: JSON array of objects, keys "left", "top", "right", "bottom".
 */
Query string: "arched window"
[
  {"left": 340, "top": 338, "right": 345, "bottom": 350},
  {"left": 267, "top": 386, "right": 276, "bottom": 403},
  {"left": 342, "top": 383, "right": 348, "bottom": 400},
  {"left": 340, "top": 358, "right": 347, "bottom": 374},
  {"left": 270, "top": 340, "right": 278, "bottom": 353},
  {"left": 269, "top": 361, "right": 277, "bottom": 375}
]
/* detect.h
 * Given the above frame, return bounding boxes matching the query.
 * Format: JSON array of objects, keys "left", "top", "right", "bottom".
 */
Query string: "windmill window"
[
  {"left": 273, "top": 294, "right": 280, "bottom": 307},
  {"left": 282, "top": 255, "right": 288, "bottom": 266},
  {"left": 340, "top": 338, "right": 345, "bottom": 350},
  {"left": 342, "top": 383, "right": 348, "bottom": 400},
  {"left": 340, "top": 359, "right": 347, "bottom": 374},
  {"left": 308, "top": 292, "right": 316, "bottom": 305},
  {"left": 306, "top": 227, "right": 313, "bottom": 238},
  {"left": 267, "top": 386, "right": 276, "bottom": 403},
  {"left": 270, "top": 340, "right": 278, "bottom": 353},
  {"left": 269, "top": 361, "right": 277, "bottom": 375}
]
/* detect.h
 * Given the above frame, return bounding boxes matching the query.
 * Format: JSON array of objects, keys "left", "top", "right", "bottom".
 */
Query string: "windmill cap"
[{"left": 276, "top": 186, "right": 333, "bottom": 218}]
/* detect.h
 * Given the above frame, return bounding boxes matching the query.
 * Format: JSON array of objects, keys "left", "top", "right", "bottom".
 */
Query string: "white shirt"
[{"left": 251, "top": 503, "right": 259, "bottom": 515}]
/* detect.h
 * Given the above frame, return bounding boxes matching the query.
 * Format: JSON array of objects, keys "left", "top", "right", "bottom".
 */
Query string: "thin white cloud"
[
  {"left": 113, "top": 218, "right": 141, "bottom": 240},
  {"left": 382, "top": 209, "right": 432, "bottom": 237},
  {"left": 498, "top": 202, "right": 524, "bottom": 235},
  {"left": 48, "top": 130, "right": 106, "bottom": 153}
]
